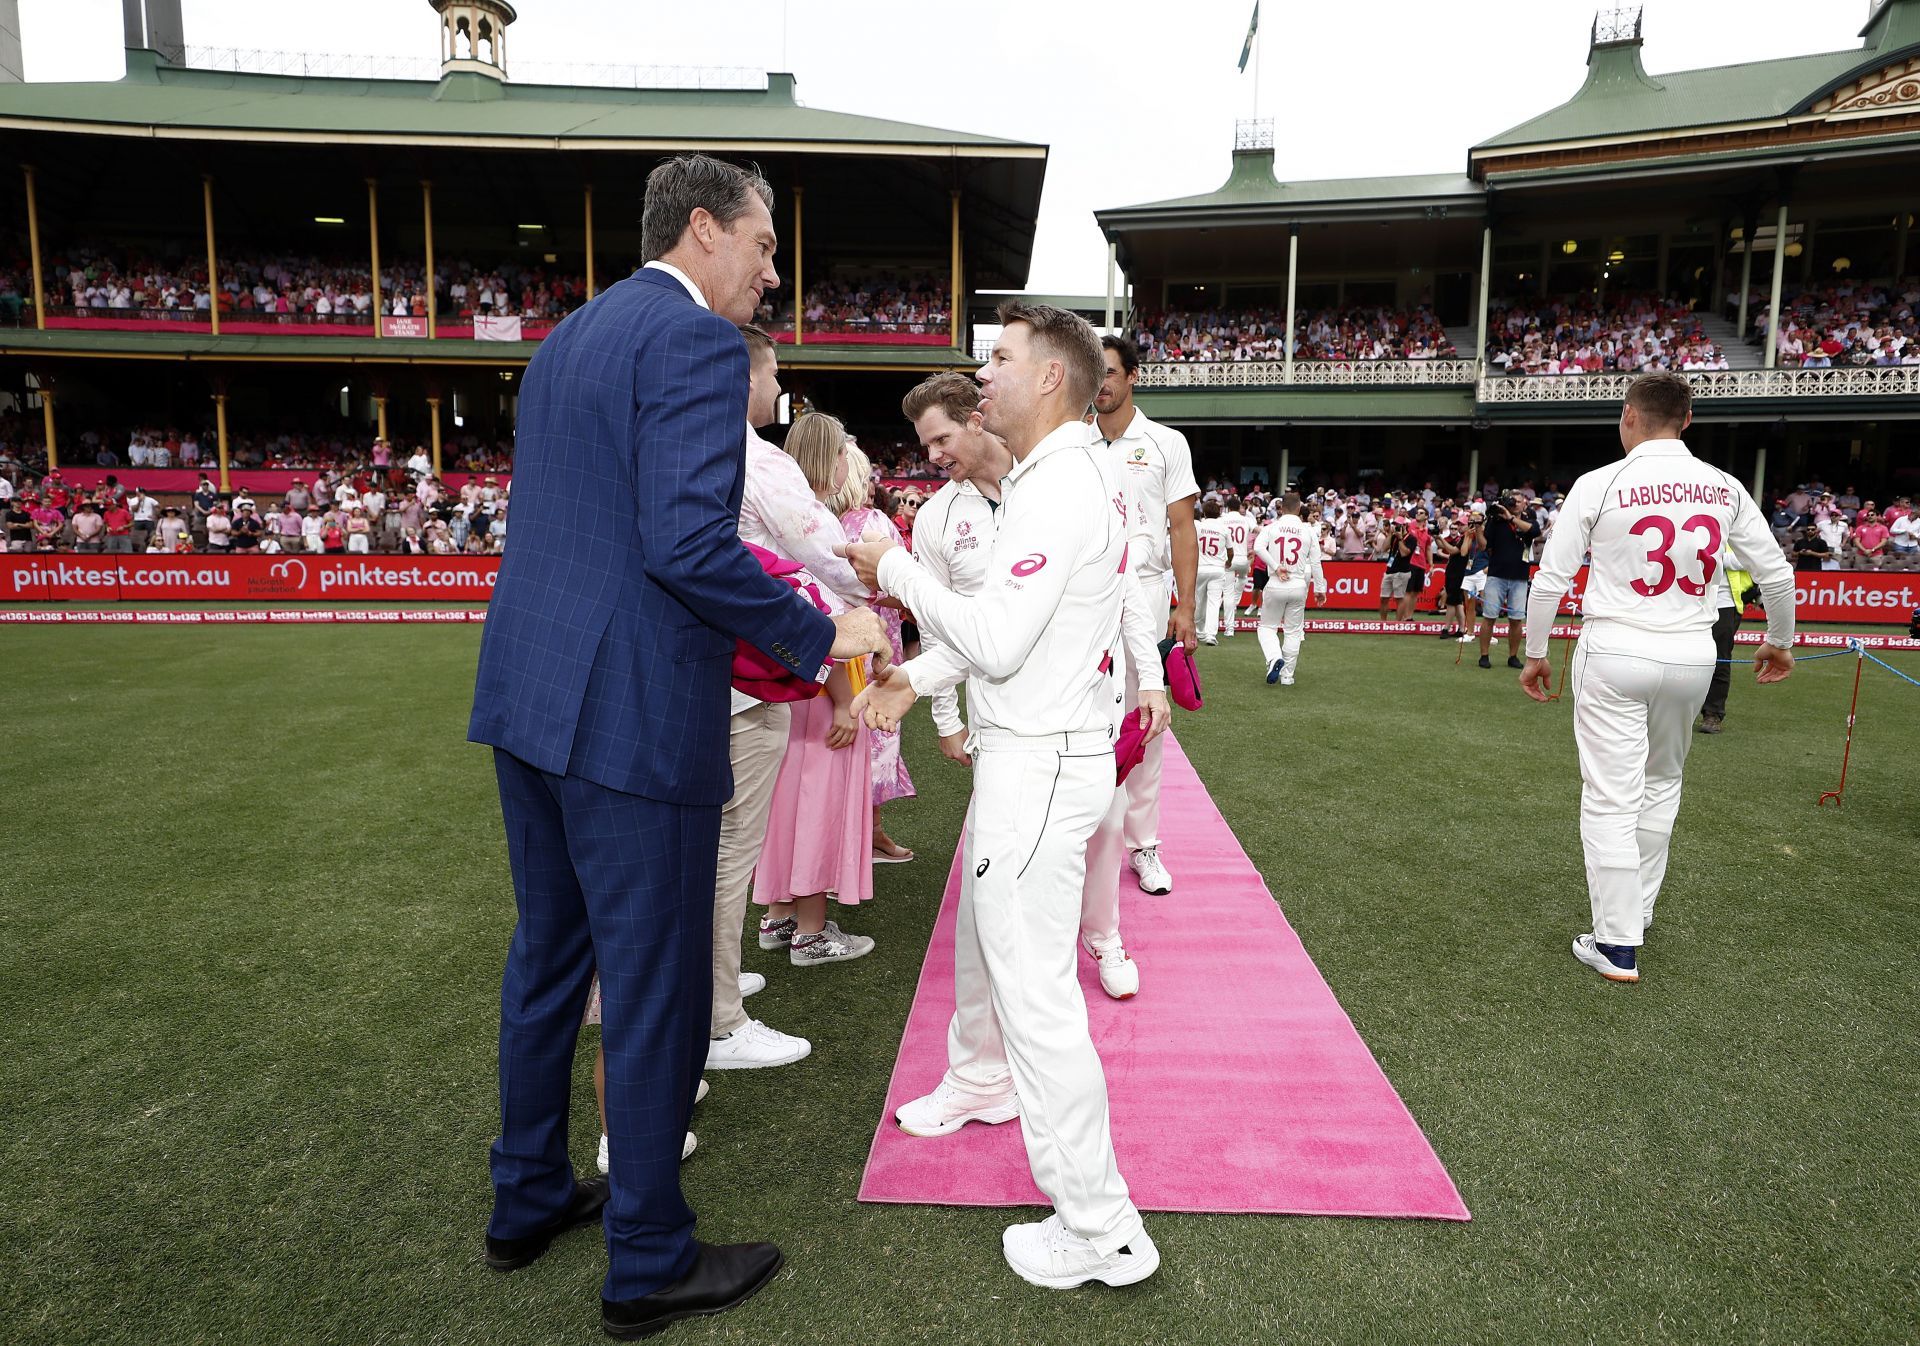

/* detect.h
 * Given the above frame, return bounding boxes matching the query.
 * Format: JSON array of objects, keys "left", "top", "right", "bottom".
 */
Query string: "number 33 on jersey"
[{"left": 1537, "top": 441, "right": 1782, "bottom": 634}]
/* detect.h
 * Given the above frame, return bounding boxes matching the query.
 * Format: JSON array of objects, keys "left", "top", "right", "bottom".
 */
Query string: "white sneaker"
[
  {"left": 1280, "top": 675, "right": 1295, "bottom": 687},
  {"left": 600, "top": 1130, "right": 696, "bottom": 1172},
  {"left": 1083, "top": 937, "right": 1140, "bottom": 1000},
  {"left": 1130, "top": 846, "right": 1173, "bottom": 895},
  {"left": 706, "top": 1019, "right": 813, "bottom": 1070},
  {"left": 1001, "top": 1214, "right": 1159, "bottom": 1289},
  {"left": 696, "top": 1077, "right": 709, "bottom": 1104},
  {"left": 738, "top": 971, "right": 766, "bottom": 998},
  {"left": 1457, "top": 632, "right": 1475, "bottom": 643},
  {"left": 895, "top": 1080, "right": 1021, "bottom": 1137}
]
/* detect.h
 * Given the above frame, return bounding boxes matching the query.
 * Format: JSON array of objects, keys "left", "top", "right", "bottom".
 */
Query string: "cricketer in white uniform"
[
  {"left": 1220, "top": 499, "right": 1252, "bottom": 632},
  {"left": 1521, "top": 373, "right": 1796, "bottom": 983},
  {"left": 1093, "top": 335, "right": 1200, "bottom": 896},
  {"left": 846, "top": 306, "right": 1161, "bottom": 1289},
  {"left": 1194, "top": 502, "right": 1232, "bottom": 644},
  {"left": 900, "top": 371, "right": 1167, "bottom": 999},
  {"left": 1252, "top": 493, "right": 1327, "bottom": 686}
]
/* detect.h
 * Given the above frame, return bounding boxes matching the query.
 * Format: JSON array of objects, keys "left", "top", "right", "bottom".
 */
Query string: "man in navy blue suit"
[{"left": 469, "top": 153, "right": 887, "bottom": 1340}]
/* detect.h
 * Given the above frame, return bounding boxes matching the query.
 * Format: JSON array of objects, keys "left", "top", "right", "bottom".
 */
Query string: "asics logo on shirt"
[{"left": 1011, "top": 554, "right": 1048, "bottom": 577}]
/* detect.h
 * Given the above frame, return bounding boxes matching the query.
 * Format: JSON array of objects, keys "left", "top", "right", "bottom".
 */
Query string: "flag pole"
[{"left": 1253, "top": 9, "right": 1261, "bottom": 119}]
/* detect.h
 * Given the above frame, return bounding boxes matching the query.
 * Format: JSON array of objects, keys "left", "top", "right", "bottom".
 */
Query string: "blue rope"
[
  {"left": 1862, "top": 651, "right": 1920, "bottom": 690},
  {"left": 1715, "top": 648, "right": 1850, "bottom": 665}
]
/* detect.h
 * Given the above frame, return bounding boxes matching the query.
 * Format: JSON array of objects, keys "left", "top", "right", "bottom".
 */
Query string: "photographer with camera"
[
  {"left": 1476, "top": 492, "right": 1535, "bottom": 669},
  {"left": 1377, "top": 513, "right": 1418, "bottom": 620}
]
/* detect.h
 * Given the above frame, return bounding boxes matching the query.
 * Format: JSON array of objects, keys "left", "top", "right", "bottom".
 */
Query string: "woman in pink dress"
[
  {"left": 752, "top": 413, "right": 879, "bottom": 967},
  {"left": 830, "top": 444, "right": 916, "bottom": 864}
]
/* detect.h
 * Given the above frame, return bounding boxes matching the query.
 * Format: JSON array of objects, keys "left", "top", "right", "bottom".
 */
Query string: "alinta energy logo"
[{"left": 267, "top": 558, "right": 310, "bottom": 589}]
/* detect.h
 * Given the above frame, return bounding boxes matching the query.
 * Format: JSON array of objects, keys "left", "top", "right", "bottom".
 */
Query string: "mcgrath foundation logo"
[
  {"left": 957, "top": 520, "right": 972, "bottom": 537},
  {"left": 1010, "top": 554, "right": 1047, "bottom": 577},
  {"left": 268, "top": 559, "right": 309, "bottom": 588}
]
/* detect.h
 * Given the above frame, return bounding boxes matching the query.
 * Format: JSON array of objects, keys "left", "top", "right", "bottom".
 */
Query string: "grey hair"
[{"left": 640, "top": 154, "right": 775, "bottom": 262}]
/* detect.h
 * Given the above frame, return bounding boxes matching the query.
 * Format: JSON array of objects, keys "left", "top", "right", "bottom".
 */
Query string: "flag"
[{"left": 1238, "top": 0, "right": 1259, "bottom": 73}]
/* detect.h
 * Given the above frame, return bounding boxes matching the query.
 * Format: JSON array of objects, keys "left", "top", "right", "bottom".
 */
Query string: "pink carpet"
[{"left": 858, "top": 734, "right": 1470, "bottom": 1220}]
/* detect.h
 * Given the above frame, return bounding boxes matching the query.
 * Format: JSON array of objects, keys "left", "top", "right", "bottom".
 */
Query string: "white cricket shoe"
[
  {"left": 599, "top": 1131, "right": 696, "bottom": 1172},
  {"left": 895, "top": 1080, "right": 1021, "bottom": 1138},
  {"left": 696, "top": 1077, "right": 710, "bottom": 1104},
  {"left": 1084, "top": 937, "right": 1140, "bottom": 1000},
  {"left": 1001, "top": 1214, "right": 1159, "bottom": 1289},
  {"left": 738, "top": 971, "right": 766, "bottom": 998},
  {"left": 706, "top": 1019, "right": 813, "bottom": 1070},
  {"left": 1130, "top": 846, "right": 1173, "bottom": 895}
]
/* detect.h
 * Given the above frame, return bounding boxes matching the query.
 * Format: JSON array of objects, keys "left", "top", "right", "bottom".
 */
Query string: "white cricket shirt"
[
  {"left": 1096, "top": 407, "right": 1199, "bottom": 582},
  {"left": 1525, "top": 439, "right": 1795, "bottom": 659},
  {"left": 1196, "top": 516, "right": 1230, "bottom": 571},
  {"left": 1253, "top": 516, "right": 1326, "bottom": 593},
  {"left": 1221, "top": 509, "right": 1252, "bottom": 567},
  {"left": 880, "top": 420, "right": 1137, "bottom": 740}
]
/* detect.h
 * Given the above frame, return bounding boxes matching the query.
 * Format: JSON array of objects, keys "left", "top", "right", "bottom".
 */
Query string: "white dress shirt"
[{"left": 731, "top": 427, "right": 868, "bottom": 714}]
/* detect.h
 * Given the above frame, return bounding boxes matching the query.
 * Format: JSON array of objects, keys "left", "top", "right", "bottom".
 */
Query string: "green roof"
[
  {"left": 1476, "top": 0, "right": 1920, "bottom": 152},
  {"left": 0, "top": 48, "right": 1044, "bottom": 154},
  {"left": 1098, "top": 154, "right": 1482, "bottom": 224}
]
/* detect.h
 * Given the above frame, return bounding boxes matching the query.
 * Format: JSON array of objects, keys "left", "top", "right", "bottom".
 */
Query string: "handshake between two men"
[{"left": 831, "top": 534, "right": 1173, "bottom": 747}]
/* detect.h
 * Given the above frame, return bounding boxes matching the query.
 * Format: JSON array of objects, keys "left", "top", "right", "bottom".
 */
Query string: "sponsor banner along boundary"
[
  {"left": 5, "top": 557, "right": 1911, "bottom": 623},
  {"left": 5, "top": 608, "right": 1915, "bottom": 650}
]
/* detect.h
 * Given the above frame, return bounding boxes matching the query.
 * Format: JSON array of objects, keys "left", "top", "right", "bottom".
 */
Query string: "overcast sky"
[{"left": 20, "top": 0, "right": 1876, "bottom": 294}]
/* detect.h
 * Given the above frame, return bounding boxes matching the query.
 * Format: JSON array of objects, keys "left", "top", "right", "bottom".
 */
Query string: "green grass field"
[{"left": 2, "top": 626, "right": 1916, "bottom": 1345}]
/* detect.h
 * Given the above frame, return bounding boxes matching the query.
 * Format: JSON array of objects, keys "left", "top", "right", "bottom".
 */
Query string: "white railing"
[
  {"left": 1477, "top": 366, "right": 1920, "bottom": 402},
  {"left": 1136, "top": 359, "right": 1479, "bottom": 389},
  {"left": 1134, "top": 359, "right": 1920, "bottom": 399}
]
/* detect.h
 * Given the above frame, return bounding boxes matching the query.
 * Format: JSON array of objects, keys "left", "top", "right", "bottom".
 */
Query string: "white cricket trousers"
[
  {"left": 1196, "top": 565, "right": 1229, "bottom": 641},
  {"left": 1123, "top": 571, "right": 1172, "bottom": 852},
  {"left": 1570, "top": 619, "right": 1715, "bottom": 948},
  {"left": 709, "top": 700, "right": 791, "bottom": 1038},
  {"left": 1256, "top": 581, "right": 1308, "bottom": 680},
  {"left": 944, "top": 731, "right": 1143, "bottom": 1255}
]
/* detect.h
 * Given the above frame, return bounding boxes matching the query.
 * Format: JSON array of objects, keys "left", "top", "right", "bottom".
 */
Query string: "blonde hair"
[
  {"left": 783, "top": 411, "right": 847, "bottom": 496},
  {"left": 827, "top": 442, "right": 871, "bottom": 516}
]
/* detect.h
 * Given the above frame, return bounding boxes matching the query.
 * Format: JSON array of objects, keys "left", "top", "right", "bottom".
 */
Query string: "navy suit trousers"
[{"left": 487, "top": 748, "right": 719, "bottom": 1301}]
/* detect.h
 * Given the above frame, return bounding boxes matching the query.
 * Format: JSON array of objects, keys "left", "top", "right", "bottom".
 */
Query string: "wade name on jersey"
[{"left": 1616, "top": 481, "right": 1735, "bottom": 510}]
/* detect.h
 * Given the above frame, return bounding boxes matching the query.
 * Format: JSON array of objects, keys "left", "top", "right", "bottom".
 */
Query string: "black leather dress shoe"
[
  {"left": 601, "top": 1240, "right": 784, "bottom": 1339},
  {"left": 484, "top": 1177, "right": 610, "bottom": 1272}
]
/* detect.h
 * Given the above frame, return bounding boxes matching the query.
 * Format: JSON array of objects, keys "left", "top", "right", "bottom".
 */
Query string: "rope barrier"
[{"left": 1861, "top": 650, "right": 1920, "bottom": 689}]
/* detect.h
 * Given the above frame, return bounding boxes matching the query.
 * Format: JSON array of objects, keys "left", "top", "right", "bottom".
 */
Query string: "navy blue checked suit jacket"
[{"left": 469, "top": 266, "right": 835, "bottom": 805}]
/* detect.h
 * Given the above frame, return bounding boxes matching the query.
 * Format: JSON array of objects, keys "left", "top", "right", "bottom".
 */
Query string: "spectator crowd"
[
  {"left": 1484, "top": 295, "right": 1731, "bottom": 374},
  {"left": 1747, "top": 278, "right": 1920, "bottom": 369},
  {"left": 0, "top": 429, "right": 512, "bottom": 558},
  {"left": 0, "top": 242, "right": 955, "bottom": 341},
  {"left": 1130, "top": 305, "right": 1457, "bottom": 362}
]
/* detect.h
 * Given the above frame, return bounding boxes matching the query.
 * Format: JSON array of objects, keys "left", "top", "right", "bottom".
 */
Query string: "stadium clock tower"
[{"left": 431, "top": 0, "right": 516, "bottom": 82}]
